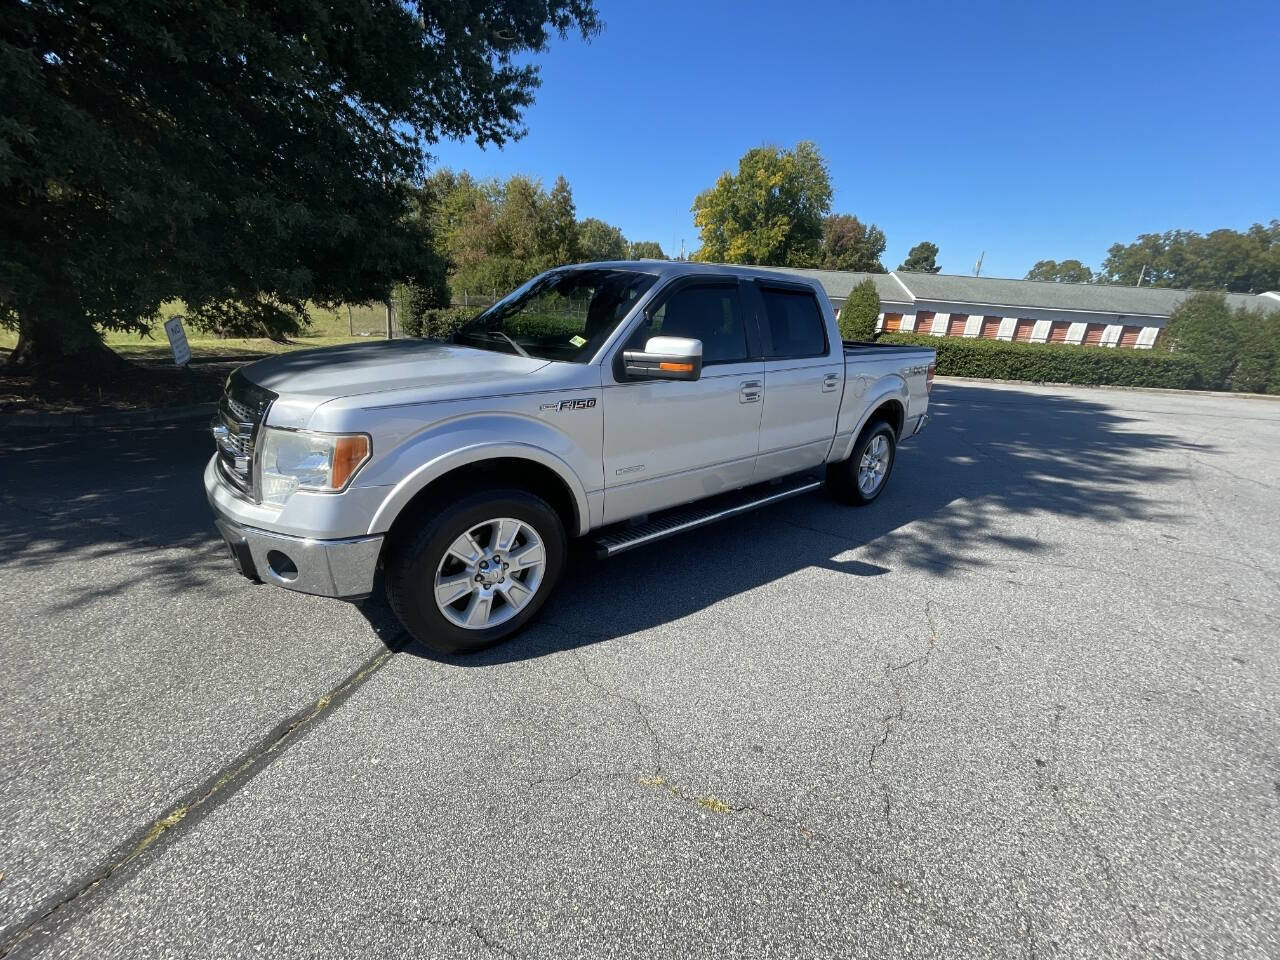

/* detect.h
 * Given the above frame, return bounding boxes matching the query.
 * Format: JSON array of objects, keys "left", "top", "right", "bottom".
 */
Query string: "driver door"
[{"left": 601, "top": 278, "right": 764, "bottom": 524}]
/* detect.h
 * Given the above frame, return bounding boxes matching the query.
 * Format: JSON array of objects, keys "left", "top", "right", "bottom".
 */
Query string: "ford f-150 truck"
[{"left": 206, "top": 262, "right": 935, "bottom": 653}]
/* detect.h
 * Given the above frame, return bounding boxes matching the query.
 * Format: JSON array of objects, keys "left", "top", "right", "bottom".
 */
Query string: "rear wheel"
[
  {"left": 385, "top": 489, "right": 566, "bottom": 655},
  {"left": 827, "top": 420, "right": 897, "bottom": 505}
]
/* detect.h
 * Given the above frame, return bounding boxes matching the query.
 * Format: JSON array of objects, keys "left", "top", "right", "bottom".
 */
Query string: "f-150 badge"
[{"left": 540, "top": 397, "right": 597, "bottom": 412}]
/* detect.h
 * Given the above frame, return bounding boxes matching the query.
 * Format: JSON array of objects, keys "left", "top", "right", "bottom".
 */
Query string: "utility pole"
[
  {"left": 973, "top": 251, "right": 985, "bottom": 276},
  {"left": 385, "top": 296, "right": 393, "bottom": 340},
  {"left": 1136, "top": 264, "right": 1147, "bottom": 287},
  {"left": 347, "top": 304, "right": 353, "bottom": 336}
]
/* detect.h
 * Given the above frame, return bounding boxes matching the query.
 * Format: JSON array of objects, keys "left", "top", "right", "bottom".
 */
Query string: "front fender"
[{"left": 363, "top": 413, "right": 595, "bottom": 536}]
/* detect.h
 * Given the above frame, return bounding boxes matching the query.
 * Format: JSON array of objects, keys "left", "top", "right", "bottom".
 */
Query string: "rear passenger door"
[{"left": 749, "top": 280, "right": 843, "bottom": 481}]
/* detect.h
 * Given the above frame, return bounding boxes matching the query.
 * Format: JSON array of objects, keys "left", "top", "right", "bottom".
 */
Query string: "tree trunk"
[{"left": 6, "top": 307, "right": 131, "bottom": 380}]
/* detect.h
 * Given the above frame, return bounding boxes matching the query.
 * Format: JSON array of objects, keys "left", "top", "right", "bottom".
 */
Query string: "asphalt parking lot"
[{"left": 1, "top": 380, "right": 1277, "bottom": 959}]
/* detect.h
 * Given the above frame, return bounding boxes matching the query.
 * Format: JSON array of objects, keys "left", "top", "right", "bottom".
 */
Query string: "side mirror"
[{"left": 622, "top": 336, "right": 703, "bottom": 381}]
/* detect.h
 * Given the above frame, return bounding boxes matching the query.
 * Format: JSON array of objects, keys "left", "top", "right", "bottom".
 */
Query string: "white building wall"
[
  {"left": 1066, "top": 322, "right": 1088, "bottom": 345},
  {"left": 930, "top": 312, "right": 950, "bottom": 335},
  {"left": 1136, "top": 327, "right": 1160, "bottom": 349},
  {"left": 963, "top": 315, "right": 983, "bottom": 337},
  {"left": 900, "top": 313, "right": 917, "bottom": 332},
  {"left": 1030, "top": 319, "right": 1052, "bottom": 344},
  {"left": 1101, "top": 325, "right": 1123, "bottom": 347},
  {"left": 997, "top": 317, "right": 1017, "bottom": 341}
]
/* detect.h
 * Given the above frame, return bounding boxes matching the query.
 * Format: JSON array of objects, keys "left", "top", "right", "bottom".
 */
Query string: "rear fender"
[{"left": 829, "top": 375, "right": 910, "bottom": 463}]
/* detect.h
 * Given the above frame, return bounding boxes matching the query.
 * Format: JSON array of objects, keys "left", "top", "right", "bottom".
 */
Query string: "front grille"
[{"left": 212, "top": 370, "right": 276, "bottom": 500}]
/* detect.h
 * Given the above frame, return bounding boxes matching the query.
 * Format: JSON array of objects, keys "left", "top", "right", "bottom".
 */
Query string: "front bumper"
[{"left": 210, "top": 509, "right": 383, "bottom": 600}]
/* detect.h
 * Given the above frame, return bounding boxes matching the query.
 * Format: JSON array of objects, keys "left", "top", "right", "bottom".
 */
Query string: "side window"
[
  {"left": 626, "top": 284, "right": 749, "bottom": 365},
  {"left": 759, "top": 287, "right": 827, "bottom": 359}
]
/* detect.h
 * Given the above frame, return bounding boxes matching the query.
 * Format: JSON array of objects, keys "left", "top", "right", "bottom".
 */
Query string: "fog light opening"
[{"left": 266, "top": 550, "right": 299, "bottom": 581}]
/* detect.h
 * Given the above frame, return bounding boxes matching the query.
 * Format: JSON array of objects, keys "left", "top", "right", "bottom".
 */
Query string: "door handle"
[
  {"left": 822, "top": 372, "right": 840, "bottom": 392},
  {"left": 740, "top": 380, "right": 762, "bottom": 403}
]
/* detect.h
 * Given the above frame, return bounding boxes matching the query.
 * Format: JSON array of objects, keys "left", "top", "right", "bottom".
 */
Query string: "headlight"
[{"left": 258, "top": 428, "right": 370, "bottom": 507}]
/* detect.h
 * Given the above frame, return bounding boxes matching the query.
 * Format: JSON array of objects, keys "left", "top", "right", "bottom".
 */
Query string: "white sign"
[{"left": 163, "top": 315, "right": 191, "bottom": 367}]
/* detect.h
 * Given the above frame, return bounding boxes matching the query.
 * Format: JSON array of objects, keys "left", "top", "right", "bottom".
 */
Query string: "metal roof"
[
  {"left": 759, "top": 267, "right": 912, "bottom": 304},
  {"left": 568, "top": 262, "right": 1279, "bottom": 319},
  {"left": 894, "top": 272, "right": 1276, "bottom": 318}
]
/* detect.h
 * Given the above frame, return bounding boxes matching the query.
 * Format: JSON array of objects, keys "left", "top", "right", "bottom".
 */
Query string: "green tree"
[
  {"left": 821, "top": 215, "right": 886, "bottom": 272},
  {"left": 1162, "top": 292, "right": 1238, "bottom": 388},
  {"left": 1229, "top": 306, "right": 1280, "bottom": 394},
  {"left": 434, "top": 172, "right": 590, "bottom": 297},
  {"left": 1100, "top": 222, "right": 1280, "bottom": 293},
  {"left": 691, "top": 141, "right": 832, "bottom": 267},
  {"left": 577, "top": 218, "right": 628, "bottom": 262},
  {"left": 838, "top": 279, "right": 880, "bottom": 341},
  {"left": 543, "top": 176, "right": 581, "bottom": 266},
  {"left": 898, "top": 242, "right": 941, "bottom": 273},
  {"left": 1025, "top": 259, "right": 1094, "bottom": 283},
  {"left": 629, "top": 241, "right": 667, "bottom": 260},
  {"left": 1, "top": 0, "right": 599, "bottom": 372}
]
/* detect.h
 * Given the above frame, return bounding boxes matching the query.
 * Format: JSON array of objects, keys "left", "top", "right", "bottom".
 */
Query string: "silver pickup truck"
[{"left": 206, "top": 261, "right": 935, "bottom": 653}]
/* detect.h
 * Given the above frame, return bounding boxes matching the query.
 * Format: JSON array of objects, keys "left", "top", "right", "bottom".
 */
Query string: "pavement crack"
[
  {"left": 567, "top": 648, "right": 664, "bottom": 775},
  {"left": 867, "top": 602, "right": 940, "bottom": 824},
  {"left": 0, "top": 640, "right": 402, "bottom": 958},
  {"left": 1039, "top": 703, "right": 1159, "bottom": 953}
]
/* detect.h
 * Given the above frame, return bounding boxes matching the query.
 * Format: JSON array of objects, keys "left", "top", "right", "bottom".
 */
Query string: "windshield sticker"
[{"left": 569, "top": 335, "right": 587, "bottom": 347}]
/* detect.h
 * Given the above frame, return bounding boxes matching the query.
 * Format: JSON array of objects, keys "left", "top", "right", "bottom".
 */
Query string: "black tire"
[
  {"left": 826, "top": 420, "right": 897, "bottom": 506},
  {"left": 385, "top": 488, "right": 566, "bottom": 655}
]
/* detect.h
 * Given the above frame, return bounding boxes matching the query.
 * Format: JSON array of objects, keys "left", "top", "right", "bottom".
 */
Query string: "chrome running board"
[{"left": 592, "top": 474, "right": 823, "bottom": 558}]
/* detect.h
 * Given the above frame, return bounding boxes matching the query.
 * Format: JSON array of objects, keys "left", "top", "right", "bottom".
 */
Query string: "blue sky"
[{"left": 427, "top": 0, "right": 1279, "bottom": 279}]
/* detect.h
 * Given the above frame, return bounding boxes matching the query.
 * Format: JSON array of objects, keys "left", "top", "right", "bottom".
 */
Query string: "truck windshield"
[{"left": 454, "top": 268, "right": 658, "bottom": 363}]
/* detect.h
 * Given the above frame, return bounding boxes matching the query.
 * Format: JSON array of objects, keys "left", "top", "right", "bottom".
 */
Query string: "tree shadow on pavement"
[{"left": 0, "top": 383, "right": 1206, "bottom": 633}]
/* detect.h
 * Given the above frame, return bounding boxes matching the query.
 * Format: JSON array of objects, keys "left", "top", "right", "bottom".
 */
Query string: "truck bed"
[{"left": 842, "top": 340, "right": 937, "bottom": 358}]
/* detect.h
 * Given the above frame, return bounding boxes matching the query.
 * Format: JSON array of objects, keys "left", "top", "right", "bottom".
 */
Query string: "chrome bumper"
[
  {"left": 211, "top": 510, "right": 383, "bottom": 600},
  {"left": 910, "top": 412, "right": 930, "bottom": 437}
]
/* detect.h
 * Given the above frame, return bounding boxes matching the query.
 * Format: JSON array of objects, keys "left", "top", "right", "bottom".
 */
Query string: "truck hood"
[{"left": 241, "top": 339, "right": 549, "bottom": 400}]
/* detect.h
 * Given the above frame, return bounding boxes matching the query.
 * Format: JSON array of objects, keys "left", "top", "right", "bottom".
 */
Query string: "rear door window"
[{"left": 759, "top": 287, "right": 827, "bottom": 359}]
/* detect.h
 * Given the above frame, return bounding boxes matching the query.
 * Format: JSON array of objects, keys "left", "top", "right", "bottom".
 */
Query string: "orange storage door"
[
  {"left": 1013, "top": 319, "right": 1036, "bottom": 342},
  {"left": 1083, "top": 324, "right": 1105, "bottom": 346},
  {"left": 1118, "top": 325, "right": 1141, "bottom": 348},
  {"left": 883, "top": 313, "right": 902, "bottom": 332},
  {"left": 947, "top": 314, "right": 969, "bottom": 336},
  {"left": 980, "top": 317, "right": 1002, "bottom": 338},
  {"left": 1048, "top": 322, "right": 1069, "bottom": 343}
]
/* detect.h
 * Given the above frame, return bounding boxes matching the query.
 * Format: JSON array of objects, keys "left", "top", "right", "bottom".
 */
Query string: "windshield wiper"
[{"left": 486, "top": 329, "right": 531, "bottom": 358}]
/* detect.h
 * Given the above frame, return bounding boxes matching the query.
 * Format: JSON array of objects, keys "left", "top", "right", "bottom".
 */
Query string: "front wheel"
[
  {"left": 826, "top": 421, "right": 897, "bottom": 505},
  {"left": 385, "top": 489, "right": 566, "bottom": 655}
]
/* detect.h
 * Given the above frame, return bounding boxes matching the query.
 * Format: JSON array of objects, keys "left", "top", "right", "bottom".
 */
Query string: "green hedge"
[
  {"left": 400, "top": 305, "right": 477, "bottom": 340},
  {"left": 878, "top": 333, "right": 1201, "bottom": 389}
]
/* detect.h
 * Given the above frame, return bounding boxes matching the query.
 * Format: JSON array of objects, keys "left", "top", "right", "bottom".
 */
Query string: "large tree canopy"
[
  {"left": 691, "top": 141, "right": 833, "bottom": 267},
  {"left": 897, "top": 241, "right": 940, "bottom": 274},
  {"left": 820, "top": 214, "right": 886, "bottom": 273},
  {"left": 1100, "top": 222, "right": 1280, "bottom": 293},
  {"left": 1025, "top": 259, "right": 1094, "bottom": 283},
  {"left": 1, "top": 0, "right": 599, "bottom": 370},
  {"left": 576, "top": 217, "right": 627, "bottom": 263},
  {"left": 628, "top": 241, "right": 666, "bottom": 260},
  {"left": 422, "top": 170, "right": 637, "bottom": 297}
]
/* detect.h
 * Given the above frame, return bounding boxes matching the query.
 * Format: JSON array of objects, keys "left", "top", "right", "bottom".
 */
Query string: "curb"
[
  {"left": 0, "top": 402, "right": 216, "bottom": 431},
  {"left": 934, "top": 376, "right": 1280, "bottom": 401}
]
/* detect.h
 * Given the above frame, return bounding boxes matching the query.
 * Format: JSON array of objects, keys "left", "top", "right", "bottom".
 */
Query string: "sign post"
[{"left": 163, "top": 315, "right": 191, "bottom": 368}]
